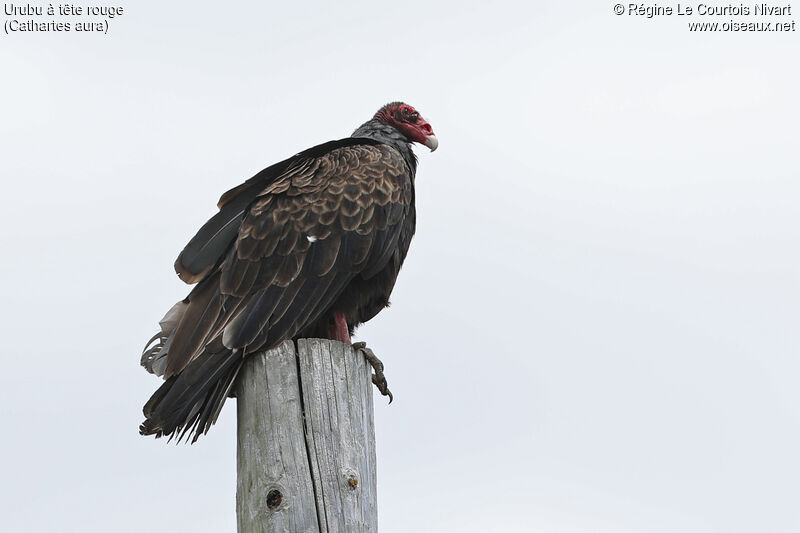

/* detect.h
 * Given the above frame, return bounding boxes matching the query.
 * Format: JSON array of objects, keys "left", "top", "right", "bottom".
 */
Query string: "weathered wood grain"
[{"left": 236, "top": 339, "right": 377, "bottom": 533}]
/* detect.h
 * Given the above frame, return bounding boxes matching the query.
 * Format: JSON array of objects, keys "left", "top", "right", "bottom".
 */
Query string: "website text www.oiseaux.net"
[{"left": 688, "top": 19, "right": 795, "bottom": 31}]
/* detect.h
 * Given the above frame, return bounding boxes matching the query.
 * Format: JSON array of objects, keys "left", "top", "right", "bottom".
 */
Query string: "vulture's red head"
[{"left": 375, "top": 102, "right": 438, "bottom": 151}]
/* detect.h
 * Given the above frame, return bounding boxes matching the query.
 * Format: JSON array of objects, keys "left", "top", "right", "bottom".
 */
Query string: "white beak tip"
[{"left": 424, "top": 135, "right": 439, "bottom": 152}]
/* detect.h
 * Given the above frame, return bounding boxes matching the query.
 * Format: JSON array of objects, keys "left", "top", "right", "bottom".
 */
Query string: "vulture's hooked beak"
[{"left": 424, "top": 135, "right": 439, "bottom": 152}]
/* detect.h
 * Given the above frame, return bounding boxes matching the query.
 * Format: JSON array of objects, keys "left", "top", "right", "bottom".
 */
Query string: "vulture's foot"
[{"left": 353, "top": 341, "right": 393, "bottom": 403}]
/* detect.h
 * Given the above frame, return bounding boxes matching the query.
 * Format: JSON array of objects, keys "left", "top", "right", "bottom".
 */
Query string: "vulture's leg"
[
  {"left": 328, "top": 312, "right": 351, "bottom": 344},
  {"left": 352, "top": 341, "right": 393, "bottom": 403}
]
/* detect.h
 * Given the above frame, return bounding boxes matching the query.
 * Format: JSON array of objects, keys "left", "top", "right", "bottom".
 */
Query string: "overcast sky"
[{"left": 1, "top": 1, "right": 798, "bottom": 532}]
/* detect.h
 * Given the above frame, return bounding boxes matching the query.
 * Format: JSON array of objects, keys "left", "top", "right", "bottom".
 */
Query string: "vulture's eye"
[{"left": 401, "top": 108, "right": 410, "bottom": 117}]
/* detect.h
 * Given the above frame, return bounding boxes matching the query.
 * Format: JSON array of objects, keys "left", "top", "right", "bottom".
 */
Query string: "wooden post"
[{"left": 236, "top": 339, "right": 378, "bottom": 533}]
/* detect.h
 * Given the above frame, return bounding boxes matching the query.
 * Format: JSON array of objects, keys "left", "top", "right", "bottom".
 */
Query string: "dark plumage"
[{"left": 140, "top": 102, "right": 437, "bottom": 442}]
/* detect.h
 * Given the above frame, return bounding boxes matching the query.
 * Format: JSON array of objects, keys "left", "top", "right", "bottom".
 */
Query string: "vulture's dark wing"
[
  {"left": 141, "top": 142, "right": 413, "bottom": 439},
  {"left": 174, "top": 138, "right": 382, "bottom": 284}
]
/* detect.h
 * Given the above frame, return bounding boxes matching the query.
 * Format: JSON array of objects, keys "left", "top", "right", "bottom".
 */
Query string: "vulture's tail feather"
[
  {"left": 140, "top": 348, "right": 244, "bottom": 443},
  {"left": 141, "top": 300, "right": 188, "bottom": 377}
]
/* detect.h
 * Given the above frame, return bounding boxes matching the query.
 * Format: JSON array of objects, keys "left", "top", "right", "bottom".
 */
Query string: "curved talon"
[{"left": 353, "top": 342, "right": 393, "bottom": 403}]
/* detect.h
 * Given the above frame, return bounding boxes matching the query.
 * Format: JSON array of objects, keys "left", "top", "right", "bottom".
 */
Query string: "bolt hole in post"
[{"left": 266, "top": 489, "right": 283, "bottom": 510}]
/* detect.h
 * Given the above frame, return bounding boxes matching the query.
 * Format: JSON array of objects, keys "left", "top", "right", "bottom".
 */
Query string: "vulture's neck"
[{"left": 351, "top": 119, "right": 418, "bottom": 175}]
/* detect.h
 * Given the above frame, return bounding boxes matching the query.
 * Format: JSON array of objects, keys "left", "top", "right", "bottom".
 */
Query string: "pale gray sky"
[{"left": 1, "top": 1, "right": 798, "bottom": 532}]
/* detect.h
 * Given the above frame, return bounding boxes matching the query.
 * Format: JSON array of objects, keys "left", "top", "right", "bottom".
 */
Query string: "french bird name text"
[{"left": 3, "top": 3, "right": 124, "bottom": 34}]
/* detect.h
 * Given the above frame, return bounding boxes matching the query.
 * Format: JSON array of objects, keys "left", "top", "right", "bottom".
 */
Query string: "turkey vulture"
[{"left": 140, "top": 102, "right": 437, "bottom": 442}]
